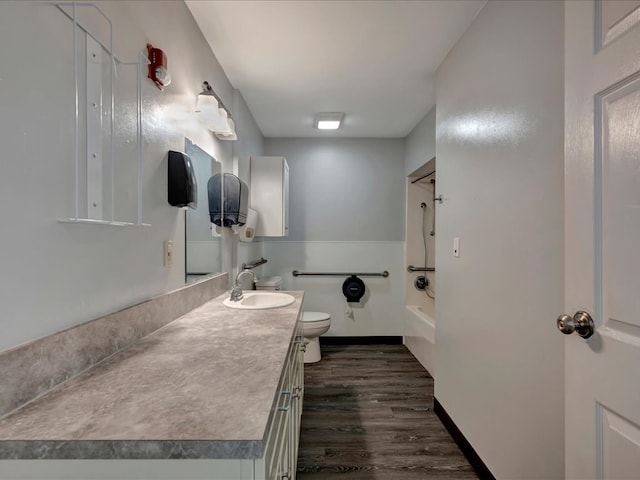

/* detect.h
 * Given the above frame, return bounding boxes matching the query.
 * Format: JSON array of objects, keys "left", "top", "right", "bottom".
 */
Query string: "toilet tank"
[{"left": 255, "top": 276, "right": 282, "bottom": 290}]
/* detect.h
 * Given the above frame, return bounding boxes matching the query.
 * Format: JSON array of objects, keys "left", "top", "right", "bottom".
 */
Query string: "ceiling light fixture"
[{"left": 314, "top": 112, "right": 345, "bottom": 130}]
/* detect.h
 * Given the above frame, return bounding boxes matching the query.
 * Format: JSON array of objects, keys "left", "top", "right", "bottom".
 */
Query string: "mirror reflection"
[{"left": 184, "top": 138, "right": 222, "bottom": 283}]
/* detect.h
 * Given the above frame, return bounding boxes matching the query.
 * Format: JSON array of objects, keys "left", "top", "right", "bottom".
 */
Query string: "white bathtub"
[{"left": 404, "top": 304, "right": 435, "bottom": 376}]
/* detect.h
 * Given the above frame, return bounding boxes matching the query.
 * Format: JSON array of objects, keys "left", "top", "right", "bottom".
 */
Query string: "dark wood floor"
[{"left": 296, "top": 344, "right": 478, "bottom": 479}]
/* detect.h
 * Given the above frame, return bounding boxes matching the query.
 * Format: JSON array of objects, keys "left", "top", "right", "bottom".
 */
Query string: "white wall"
[
  {"left": 405, "top": 177, "right": 436, "bottom": 311},
  {"left": 405, "top": 106, "right": 436, "bottom": 176},
  {"left": 0, "top": 1, "right": 254, "bottom": 351},
  {"left": 403, "top": 111, "right": 437, "bottom": 375},
  {"left": 405, "top": 112, "right": 437, "bottom": 311},
  {"left": 263, "top": 138, "right": 405, "bottom": 336},
  {"left": 434, "top": 1, "right": 564, "bottom": 478},
  {"left": 264, "top": 241, "right": 404, "bottom": 337}
]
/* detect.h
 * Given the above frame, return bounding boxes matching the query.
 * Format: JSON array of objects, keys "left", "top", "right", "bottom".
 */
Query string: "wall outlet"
[
  {"left": 453, "top": 237, "right": 460, "bottom": 257},
  {"left": 164, "top": 240, "right": 173, "bottom": 267}
]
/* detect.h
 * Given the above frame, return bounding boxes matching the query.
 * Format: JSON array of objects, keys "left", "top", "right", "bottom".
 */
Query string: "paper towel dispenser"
[
  {"left": 207, "top": 173, "right": 249, "bottom": 227},
  {"left": 168, "top": 150, "right": 197, "bottom": 209}
]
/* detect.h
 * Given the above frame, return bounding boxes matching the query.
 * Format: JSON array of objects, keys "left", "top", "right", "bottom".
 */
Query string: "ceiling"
[{"left": 186, "top": 1, "right": 485, "bottom": 138}]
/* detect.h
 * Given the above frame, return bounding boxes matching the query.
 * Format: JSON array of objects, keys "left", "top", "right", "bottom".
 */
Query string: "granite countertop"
[{"left": 0, "top": 291, "right": 304, "bottom": 460}]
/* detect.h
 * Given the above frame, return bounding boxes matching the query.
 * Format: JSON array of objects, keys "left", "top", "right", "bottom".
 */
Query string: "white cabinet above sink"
[{"left": 250, "top": 156, "right": 289, "bottom": 237}]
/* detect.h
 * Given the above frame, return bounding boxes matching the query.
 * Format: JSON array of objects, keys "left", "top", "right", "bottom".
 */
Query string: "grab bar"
[
  {"left": 292, "top": 270, "right": 389, "bottom": 278},
  {"left": 242, "top": 257, "right": 267, "bottom": 270},
  {"left": 407, "top": 265, "right": 435, "bottom": 272}
]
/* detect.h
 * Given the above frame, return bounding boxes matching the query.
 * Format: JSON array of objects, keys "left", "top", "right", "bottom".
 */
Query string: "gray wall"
[
  {"left": 405, "top": 106, "right": 436, "bottom": 176},
  {"left": 262, "top": 138, "right": 405, "bottom": 337},
  {"left": 0, "top": 0, "right": 253, "bottom": 351},
  {"left": 434, "top": 1, "right": 565, "bottom": 478},
  {"left": 233, "top": 90, "right": 265, "bottom": 185},
  {"left": 264, "top": 138, "right": 405, "bottom": 241},
  {"left": 232, "top": 89, "right": 266, "bottom": 277}
]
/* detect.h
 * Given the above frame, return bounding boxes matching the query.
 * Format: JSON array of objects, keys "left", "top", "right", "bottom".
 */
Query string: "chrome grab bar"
[
  {"left": 407, "top": 265, "right": 435, "bottom": 272},
  {"left": 292, "top": 270, "right": 389, "bottom": 278}
]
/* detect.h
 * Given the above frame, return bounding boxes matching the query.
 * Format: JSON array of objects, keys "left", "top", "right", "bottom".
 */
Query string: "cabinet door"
[
  {"left": 288, "top": 333, "right": 304, "bottom": 479},
  {"left": 283, "top": 161, "right": 289, "bottom": 236},
  {"left": 250, "top": 156, "right": 289, "bottom": 237},
  {"left": 257, "top": 322, "right": 303, "bottom": 480},
  {"left": 276, "top": 414, "right": 291, "bottom": 480},
  {"left": 269, "top": 375, "right": 292, "bottom": 479}
]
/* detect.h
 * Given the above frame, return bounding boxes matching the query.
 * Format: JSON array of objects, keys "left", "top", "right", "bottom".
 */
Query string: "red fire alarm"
[{"left": 147, "top": 43, "right": 171, "bottom": 90}]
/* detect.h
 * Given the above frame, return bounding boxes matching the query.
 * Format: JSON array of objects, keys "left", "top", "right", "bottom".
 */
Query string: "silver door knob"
[{"left": 556, "top": 311, "right": 594, "bottom": 339}]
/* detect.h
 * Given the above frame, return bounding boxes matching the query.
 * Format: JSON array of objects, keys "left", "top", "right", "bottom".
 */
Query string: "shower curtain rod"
[{"left": 410, "top": 170, "right": 436, "bottom": 184}]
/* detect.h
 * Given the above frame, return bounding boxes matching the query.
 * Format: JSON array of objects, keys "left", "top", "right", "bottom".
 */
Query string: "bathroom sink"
[{"left": 223, "top": 292, "right": 295, "bottom": 310}]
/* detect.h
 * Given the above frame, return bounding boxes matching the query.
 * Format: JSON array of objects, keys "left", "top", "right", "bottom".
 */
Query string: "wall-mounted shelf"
[{"left": 54, "top": 2, "right": 147, "bottom": 227}]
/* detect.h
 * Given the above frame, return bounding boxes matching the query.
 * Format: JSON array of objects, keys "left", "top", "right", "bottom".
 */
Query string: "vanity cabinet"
[
  {"left": 0, "top": 293, "right": 305, "bottom": 480},
  {"left": 250, "top": 156, "right": 289, "bottom": 237},
  {"left": 257, "top": 320, "right": 304, "bottom": 479}
]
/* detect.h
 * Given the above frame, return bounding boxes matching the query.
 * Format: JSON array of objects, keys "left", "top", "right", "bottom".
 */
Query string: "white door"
[{"left": 564, "top": 1, "right": 640, "bottom": 478}]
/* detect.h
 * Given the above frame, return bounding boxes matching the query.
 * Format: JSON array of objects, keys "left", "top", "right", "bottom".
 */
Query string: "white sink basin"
[{"left": 223, "top": 292, "right": 295, "bottom": 310}]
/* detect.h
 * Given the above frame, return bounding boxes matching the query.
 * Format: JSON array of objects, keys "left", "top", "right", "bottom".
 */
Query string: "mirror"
[{"left": 184, "top": 138, "right": 222, "bottom": 283}]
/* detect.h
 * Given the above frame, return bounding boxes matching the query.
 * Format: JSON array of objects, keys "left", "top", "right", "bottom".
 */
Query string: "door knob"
[{"left": 556, "top": 311, "right": 595, "bottom": 339}]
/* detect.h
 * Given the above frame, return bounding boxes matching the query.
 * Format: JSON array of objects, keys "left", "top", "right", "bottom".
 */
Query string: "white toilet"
[
  {"left": 254, "top": 276, "right": 283, "bottom": 291},
  {"left": 254, "top": 276, "right": 331, "bottom": 363},
  {"left": 301, "top": 311, "right": 331, "bottom": 363}
]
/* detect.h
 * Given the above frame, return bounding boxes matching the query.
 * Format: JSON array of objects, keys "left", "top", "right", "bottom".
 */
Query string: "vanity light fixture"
[
  {"left": 195, "top": 81, "right": 237, "bottom": 140},
  {"left": 314, "top": 112, "right": 345, "bottom": 130}
]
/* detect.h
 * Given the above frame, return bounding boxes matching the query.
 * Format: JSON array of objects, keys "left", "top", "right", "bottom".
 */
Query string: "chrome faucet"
[{"left": 229, "top": 268, "right": 255, "bottom": 302}]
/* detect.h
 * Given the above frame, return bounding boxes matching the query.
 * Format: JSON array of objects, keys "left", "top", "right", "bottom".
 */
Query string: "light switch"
[{"left": 453, "top": 237, "right": 460, "bottom": 257}]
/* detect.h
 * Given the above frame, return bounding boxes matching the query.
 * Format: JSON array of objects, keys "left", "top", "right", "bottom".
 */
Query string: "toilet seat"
[{"left": 302, "top": 311, "right": 330, "bottom": 322}]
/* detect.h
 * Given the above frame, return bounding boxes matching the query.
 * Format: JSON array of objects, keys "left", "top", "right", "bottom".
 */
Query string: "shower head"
[{"left": 420, "top": 202, "right": 427, "bottom": 209}]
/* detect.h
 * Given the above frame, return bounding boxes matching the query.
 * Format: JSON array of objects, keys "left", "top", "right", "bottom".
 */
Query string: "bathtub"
[{"left": 404, "top": 304, "right": 435, "bottom": 377}]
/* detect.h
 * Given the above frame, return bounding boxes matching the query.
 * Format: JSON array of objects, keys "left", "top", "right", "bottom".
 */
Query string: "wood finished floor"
[{"left": 296, "top": 344, "right": 478, "bottom": 480}]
